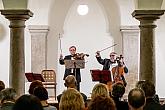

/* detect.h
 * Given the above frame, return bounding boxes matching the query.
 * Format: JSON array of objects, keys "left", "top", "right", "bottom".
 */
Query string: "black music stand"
[
  {"left": 90, "top": 70, "right": 112, "bottom": 82},
  {"left": 25, "top": 72, "right": 45, "bottom": 82}
]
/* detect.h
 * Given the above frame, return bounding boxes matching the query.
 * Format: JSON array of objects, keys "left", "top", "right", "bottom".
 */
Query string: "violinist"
[{"left": 59, "top": 46, "right": 81, "bottom": 91}]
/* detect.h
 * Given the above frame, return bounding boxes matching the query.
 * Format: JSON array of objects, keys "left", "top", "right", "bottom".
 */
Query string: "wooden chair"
[{"left": 41, "top": 70, "right": 57, "bottom": 100}]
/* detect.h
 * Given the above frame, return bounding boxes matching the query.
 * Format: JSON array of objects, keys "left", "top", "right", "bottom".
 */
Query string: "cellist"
[{"left": 111, "top": 55, "right": 128, "bottom": 87}]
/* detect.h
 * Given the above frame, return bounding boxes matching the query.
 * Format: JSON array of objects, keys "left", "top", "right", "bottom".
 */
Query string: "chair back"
[{"left": 41, "top": 70, "right": 56, "bottom": 82}]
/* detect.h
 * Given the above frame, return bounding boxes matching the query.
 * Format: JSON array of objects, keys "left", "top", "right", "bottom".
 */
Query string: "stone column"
[
  {"left": 0, "top": 10, "right": 33, "bottom": 96},
  {"left": 132, "top": 10, "right": 164, "bottom": 84}
]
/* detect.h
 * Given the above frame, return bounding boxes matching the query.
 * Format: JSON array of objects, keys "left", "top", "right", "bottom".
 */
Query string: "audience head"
[
  {"left": 59, "top": 88, "right": 84, "bottom": 110},
  {"left": 33, "top": 86, "right": 48, "bottom": 101},
  {"left": 88, "top": 95, "right": 116, "bottom": 110},
  {"left": 28, "top": 80, "right": 43, "bottom": 95},
  {"left": 136, "top": 80, "right": 155, "bottom": 98},
  {"left": 128, "top": 88, "right": 145, "bottom": 109},
  {"left": 112, "top": 82, "right": 125, "bottom": 98},
  {"left": 0, "top": 88, "right": 17, "bottom": 103},
  {"left": 135, "top": 80, "right": 145, "bottom": 89},
  {"left": 91, "top": 83, "right": 109, "bottom": 99},
  {"left": 64, "top": 75, "right": 77, "bottom": 89},
  {"left": 13, "top": 94, "right": 43, "bottom": 110},
  {"left": 0, "top": 80, "right": 5, "bottom": 91}
]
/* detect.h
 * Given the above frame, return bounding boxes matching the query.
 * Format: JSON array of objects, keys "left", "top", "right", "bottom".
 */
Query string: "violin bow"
[
  {"left": 59, "top": 33, "right": 63, "bottom": 54},
  {"left": 99, "top": 44, "right": 117, "bottom": 52}
]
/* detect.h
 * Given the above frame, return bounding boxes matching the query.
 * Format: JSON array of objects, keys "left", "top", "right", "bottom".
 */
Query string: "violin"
[{"left": 73, "top": 53, "right": 89, "bottom": 60}]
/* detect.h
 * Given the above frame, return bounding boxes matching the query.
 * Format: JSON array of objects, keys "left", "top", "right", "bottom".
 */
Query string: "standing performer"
[{"left": 59, "top": 46, "right": 81, "bottom": 91}]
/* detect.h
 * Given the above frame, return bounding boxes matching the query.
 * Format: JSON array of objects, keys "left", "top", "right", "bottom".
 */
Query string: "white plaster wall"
[
  {"left": 57, "top": 0, "right": 114, "bottom": 97},
  {"left": 156, "top": 14, "right": 165, "bottom": 98},
  {"left": 0, "top": 15, "right": 9, "bottom": 87},
  {"left": 117, "top": 0, "right": 139, "bottom": 25},
  {"left": 27, "top": 0, "right": 53, "bottom": 25}
]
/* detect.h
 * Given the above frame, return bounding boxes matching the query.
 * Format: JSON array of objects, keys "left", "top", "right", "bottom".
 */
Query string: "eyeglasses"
[{"left": 69, "top": 49, "right": 76, "bottom": 51}]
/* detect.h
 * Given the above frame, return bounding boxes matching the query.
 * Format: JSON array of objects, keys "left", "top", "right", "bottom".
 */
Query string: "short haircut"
[
  {"left": 28, "top": 80, "right": 43, "bottom": 95},
  {"left": 135, "top": 80, "right": 145, "bottom": 88},
  {"left": 0, "top": 88, "right": 17, "bottom": 103},
  {"left": 88, "top": 95, "right": 116, "bottom": 110},
  {"left": 112, "top": 82, "right": 125, "bottom": 98},
  {"left": 13, "top": 94, "right": 43, "bottom": 110},
  {"left": 33, "top": 86, "right": 48, "bottom": 101},
  {"left": 128, "top": 88, "right": 145, "bottom": 109},
  {"left": 136, "top": 80, "right": 155, "bottom": 97},
  {"left": 0, "top": 80, "right": 5, "bottom": 91},
  {"left": 143, "top": 80, "right": 155, "bottom": 97},
  {"left": 64, "top": 75, "right": 77, "bottom": 88},
  {"left": 69, "top": 46, "right": 76, "bottom": 50}
]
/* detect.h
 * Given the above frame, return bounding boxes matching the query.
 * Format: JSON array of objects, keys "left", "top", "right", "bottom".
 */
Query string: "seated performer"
[
  {"left": 111, "top": 55, "right": 128, "bottom": 87},
  {"left": 96, "top": 51, "right": 128, "bottom": 91}
]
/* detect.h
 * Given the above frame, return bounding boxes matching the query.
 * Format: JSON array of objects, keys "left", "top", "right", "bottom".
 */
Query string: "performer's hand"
[
  {"left": 60, "top": 54, "right": 63, "bottom": 59},
  {"left": 96, "top": 51, "right": 100, "bottom": 57}
]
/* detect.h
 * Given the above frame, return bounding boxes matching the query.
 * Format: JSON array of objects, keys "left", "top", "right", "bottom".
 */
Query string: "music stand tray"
[
  {"left": 90, "top": 70, "right": 111, "bottom": 82},
  {"left": 64, "top": 59, "right": 85, "bottom": 69},
  {"left": 25, "top": 73, "right": 45, "bottom": 82}
]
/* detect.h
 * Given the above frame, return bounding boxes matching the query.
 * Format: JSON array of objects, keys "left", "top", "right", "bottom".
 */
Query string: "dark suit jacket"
[
  {"left": 96, "top": 56, "right": 128, "bottom": 85},
  {"left": 112, "top": 97, "right": 129, "bottom": 110},
  {"left": 59, "top": 55, "right": 81, "bottom": 82},
  {"left": 144, "top": 98, "right": 162, "bottom": 110},
  {"left": 96, "top": 56, "right": 128, "bottom": 73}
]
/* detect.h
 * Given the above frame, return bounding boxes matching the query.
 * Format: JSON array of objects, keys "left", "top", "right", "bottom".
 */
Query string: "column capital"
[
  {"left": 0, "top": 9, "right": 33, "bottom": 21},
  {"left": 0, "top": 9, "right": 33, "bottom": 28},
  {"left": 132, "top": 10, "right": 165, "bottom": 20}
]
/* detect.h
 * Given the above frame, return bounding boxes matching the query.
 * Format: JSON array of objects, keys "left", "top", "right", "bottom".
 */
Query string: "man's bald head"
[{"left": 64, "top": 75, "right": 77, "bottom": 88}]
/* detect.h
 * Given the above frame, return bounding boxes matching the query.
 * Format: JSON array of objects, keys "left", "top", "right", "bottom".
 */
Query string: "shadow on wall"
[{"left": 0, "top": 23, "right": 6, "bottom": 41}]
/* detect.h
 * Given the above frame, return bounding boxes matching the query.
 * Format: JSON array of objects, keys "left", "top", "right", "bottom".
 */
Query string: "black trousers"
[{"left": 77, "top": 82, "right": 80, "bottom": 91}]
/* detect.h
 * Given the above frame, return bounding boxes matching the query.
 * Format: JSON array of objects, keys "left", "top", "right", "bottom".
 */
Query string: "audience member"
[
  {"left": 28, "top": 80, "right": 43, "bottom": 95},
  {"left": 91, "top": 83, "right": 109, "bottom": 99},
  {"left": 0, "top": 88, "right": 17, "bottom": 110},
  {"left": 88, "top": 95, "right": 116, "bottom": 110},
  {"left": 0, "top": 80, "right": 5, "bottom": 91},
  {"left": 136, "top": 80, "right": 161, "bottom": 110},
  {"left": 128, "top": 88, "right": 145, "bottom": 110},
  {"left": 33, "top": 86, "right": 57, "bottom": 110},
  {"left": 12, "top": 94, "right": 43, "bottom": 110},
  {"left": 136, "top": 80, "right": 160, "bottom": 104},
  {"left": 59, "top": 88, "right": 85, "bottom": 110},
  {"left": 57, "top": 75, "right": 87, "bottom": 103},
  {"left": 111, "top": 82, "right": 129, "bottom": 110}
]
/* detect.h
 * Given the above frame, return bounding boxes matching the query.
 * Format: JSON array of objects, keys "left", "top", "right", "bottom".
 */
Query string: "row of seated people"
[
  {"left": 56, "top": 75, "right": 165, "bottom": 110},
  {"left": 0, "top": 80, "right": 57, "bottom": 110},
  {"left": 0, "top": 77, "right": 165, "bottom": 110}
]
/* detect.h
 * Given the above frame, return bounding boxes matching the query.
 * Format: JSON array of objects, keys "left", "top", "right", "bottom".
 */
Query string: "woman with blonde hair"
[
  {"left": 91, "top": 83, "right": 109, "bottom": 99},
  {"left": 59, "top": 88, "right": 85, "bottom": 110}
]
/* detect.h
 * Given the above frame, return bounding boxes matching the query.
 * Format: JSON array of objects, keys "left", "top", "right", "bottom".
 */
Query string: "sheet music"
[{"left": 64, "top": 60, "right": 85, "bottom": 69}]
